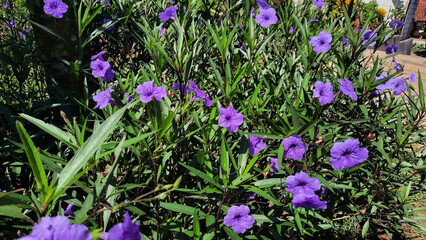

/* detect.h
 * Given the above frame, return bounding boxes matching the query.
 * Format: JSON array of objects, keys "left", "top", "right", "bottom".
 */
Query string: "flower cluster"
[
  {"left": 172, "top": 80, "right": 212, "bottom": 106},
  {"left": 224, "top": 205, "right": 255, "bottom": 233},
  {"left": 43, "top": 0, "right": 68, "bottom": 18},
  {"left": 285, "top": 172, "right": 327, "bottom": 209},
  {"left": 376, "top": 77, "right": 407, "bottom": 95},
  {"left": 90, "top": 51, "right": 115, "bottom": 82}
]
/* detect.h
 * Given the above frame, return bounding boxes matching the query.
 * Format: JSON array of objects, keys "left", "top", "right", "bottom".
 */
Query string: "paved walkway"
[{"left": 366, "top": 49, "right": 426, "bottom": 92}]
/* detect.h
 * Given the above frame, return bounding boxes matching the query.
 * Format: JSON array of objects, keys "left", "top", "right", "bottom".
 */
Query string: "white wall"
[{"left": 362, "top": 0, "right": 408, "bottom": 11}]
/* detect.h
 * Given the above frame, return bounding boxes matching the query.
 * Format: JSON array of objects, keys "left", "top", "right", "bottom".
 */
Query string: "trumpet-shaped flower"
[
  {"left": 313, "top": 81, "right": 334, "bottom": 105},
  {"left": 292, "top": 193, "right": 327, "bottom": 209},
  {"left": 224, "top": 205, "right": 255, "bottom": 234},
  {"left": 43, "top": 0, "right": 68, "bottom": 18},
  {"left": 309, "top": 31, "right": 332, "bottom": 54},
  {"left": 159, "top": 6, "right": 178, "bottom": 22},
  {"left": 18, "top": 216, "right": 92, "bottom": 240},
  {"left": 282, "top": 134, "right": 308, "bottom": 160},
  {"left": 135, "top": 81, "right": 166, "bottom": 103},
  {"left": 218, "top": 106, "right": 244, "bottom": 132},
  {"left": 255, "top": 8, "right": 278, "bottom": 28},
  {"left": 93, "top": 88, "right": 116, "bottom": 109},
  {"left": 330, "top": 138, "right": 368, "bottom": 170},
  {"left": 285, "top": 172, "right": 321, "bottom": 195},
  {"left": 102, "top": 212, "right": 141, "bottom": 240},
  {"left": 249, "top": 135, "right": 267, "bottom": 156},
  {"left": 338, "top": 78, "right": 357, "bottom": 101}
]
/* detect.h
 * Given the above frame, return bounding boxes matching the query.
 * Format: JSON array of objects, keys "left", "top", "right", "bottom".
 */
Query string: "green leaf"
[
  {"left": 16, "top": 121, "right": 49, "bottom": 196},
  {"left": 20, "top": 114, "right": 78, "bottom": 150},
  {"left": 159, "top": 202, "right": 206, "bottom": 218},
  {"left": 193, "top": 209, "right": 201, "bottom": 240},
  {"left": 362, "top": 219, "right": 370, "bottom": 238},
  {"left": 224, "top": 227, "right": 242, "bottom": 240},
  {"left": 243, "top": 185, "right": 283, "bottom": 205},
  {"left": 180, "top": 163, "right": 223, "bottom": 190},
  {"left": 55, "top": 103, "right": 133, "bottom": 196}
]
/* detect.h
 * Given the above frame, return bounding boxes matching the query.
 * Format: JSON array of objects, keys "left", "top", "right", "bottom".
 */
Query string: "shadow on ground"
[{"left": 413, "top": 50, "right": 426, "bottom": 58}]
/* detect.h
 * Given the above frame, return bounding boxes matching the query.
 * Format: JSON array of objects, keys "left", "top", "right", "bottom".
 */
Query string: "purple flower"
[
  {"left": 285, "top": 172, "right": 321, "bottom": 195},
  {"left": 338, "top": 78, "right": 357, "bottom": 101},
  {"left": 18, "top": 216, "right": 92, "bottom": 240},
  {"left": 388, "top": 77, "right": 407, "bottom": 95},
  {"left": 156, "top": 26, "right": 165, "bottom": 36},
  {"left": 93, "top": 88, "right": 116, "bottom": 109},
  {"left": 43, "top": 0, "right": 68, "bottom": 18},
  {"left": 171, "top": 0, "right": 175, "bottom": 3},
  {"left": 135, "top": 81, "right": 166, "bottom": 103},
  {"left": 188, "top": 80, "right": 212, "bottom": 106},
  {"left": 309, "top": 31, "right": 332, "bottom": 54},
  {"left": 321, "top": 186, "right": 329, "bottom": 195},
  {"left": 292, "top": 193, "right": 327, "bottom": 209},
  {"left": 249, "top": 135, "right": 267, "bottom": 156},
  {"left": 19, "top": 28, "right": 30, "bottom": 37},
  {"left": 224, "top": 205, "right": 255, "bottom": 234},
  {"left": 385, "top": 44, "right": 398, "bottom": 54},
  {"left": 218, "top": 106, "right": 244, "bottom": 132},
  {"left": 289, "top": 26, "right": 294, "bottom": 33},
  {"left": 313, "top": 81, "right": 334, "bottom": 105},
  {"left": 124, "top": 92, "right": 134, "bottom": 104},
  {"left": 408, "top": 72, "right": 417, "bottom": 83},
  {"left": 6, "top": 19, "right": 15, "bottom": 30},
  {"left": 102, "top": 212, "right": 141, "bottom": 240},
  {"left": 96, "top": 0, "right": 110, "bottom": 6},
  {"left": 282, "top": 134, "right": 308, "bottom": 160},
  {"left": 172, "top": 82, "right": 190, "bottom": 94},
  {"left": 159, "top": 6, "right": 178, "bottom": 22},
  {"left": 101, "top": 68, "right": 115, "bottom": 82},
  {"left": 247, "top": 193, "right": 257, "bottom": 201},
  {"left": 268, "top": 157, "right": 279, "bottom": 172},
  {"left": 330, "top": 138, "right": 368, "bottom": 170},
  {"left": 3, "top": 2, "right": 9, "bottom": 8},
  {"left": 341, "top": 37, "right": 349, "bottom": 43},
  {"left": 90, "top": 59, "right": 111, "bottom": 78},
  {"left": 309, "top": 18, "right": 319, "bottom": 22},
  {"left": 313, "top": 0, "right": 324, "bottom": 8},
  {"left": 255, "top": 8, "right": 278, "bottom": 28},
  {"left": 250, "top": 8, "right": 256, "bottom": 18},
  {"left": 91, "top": 51, "right": 107, "bottom": 61},
  {"left": 64, "top": 201, "right": 75, "bottom": 217},
  {"left": 374, "top": 73, "right": 388, "bottom": 95},
  {"left": 257, "top": 0, "right": 272, "bottom": 9},
  {"left": 103, "top": 19, "right": 114, "bottom": 31},
  {"left": 362, "top": 29, "right": 377, "bottom": 47},
  {"left": 389, "top": 19, "right": 403, "bottom": 29}
]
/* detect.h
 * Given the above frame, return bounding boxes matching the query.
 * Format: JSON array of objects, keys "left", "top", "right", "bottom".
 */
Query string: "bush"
[{"left": 1, "top": 0, "right": 425, "bottom": 239}]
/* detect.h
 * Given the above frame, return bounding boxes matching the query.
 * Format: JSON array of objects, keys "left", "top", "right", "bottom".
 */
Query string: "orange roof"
[{"left": 415, "top": 0, "right": 426, "bottom": 22}]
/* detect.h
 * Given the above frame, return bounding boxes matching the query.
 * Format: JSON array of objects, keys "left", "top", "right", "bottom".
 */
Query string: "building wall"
[{"left": 358, "top": 0, "right": 408, "bottom": 10}]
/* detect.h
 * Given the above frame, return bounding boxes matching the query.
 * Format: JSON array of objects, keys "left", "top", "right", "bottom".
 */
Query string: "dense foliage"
[{"left": 1, "top": 0, "right": 425, "bottom": 239}]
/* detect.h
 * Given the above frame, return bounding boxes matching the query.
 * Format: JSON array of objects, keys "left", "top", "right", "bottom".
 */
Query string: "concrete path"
[{"left": 366, "top": 49, "right": 426, "bottom": 92}]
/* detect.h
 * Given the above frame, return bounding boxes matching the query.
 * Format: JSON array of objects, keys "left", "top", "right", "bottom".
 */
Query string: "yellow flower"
[
  {"left": 377, "top": 8, "right": 386, "bottom": 17},
  {"left": 336, "top": 0, "right": 358, "bottom": 9}
]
